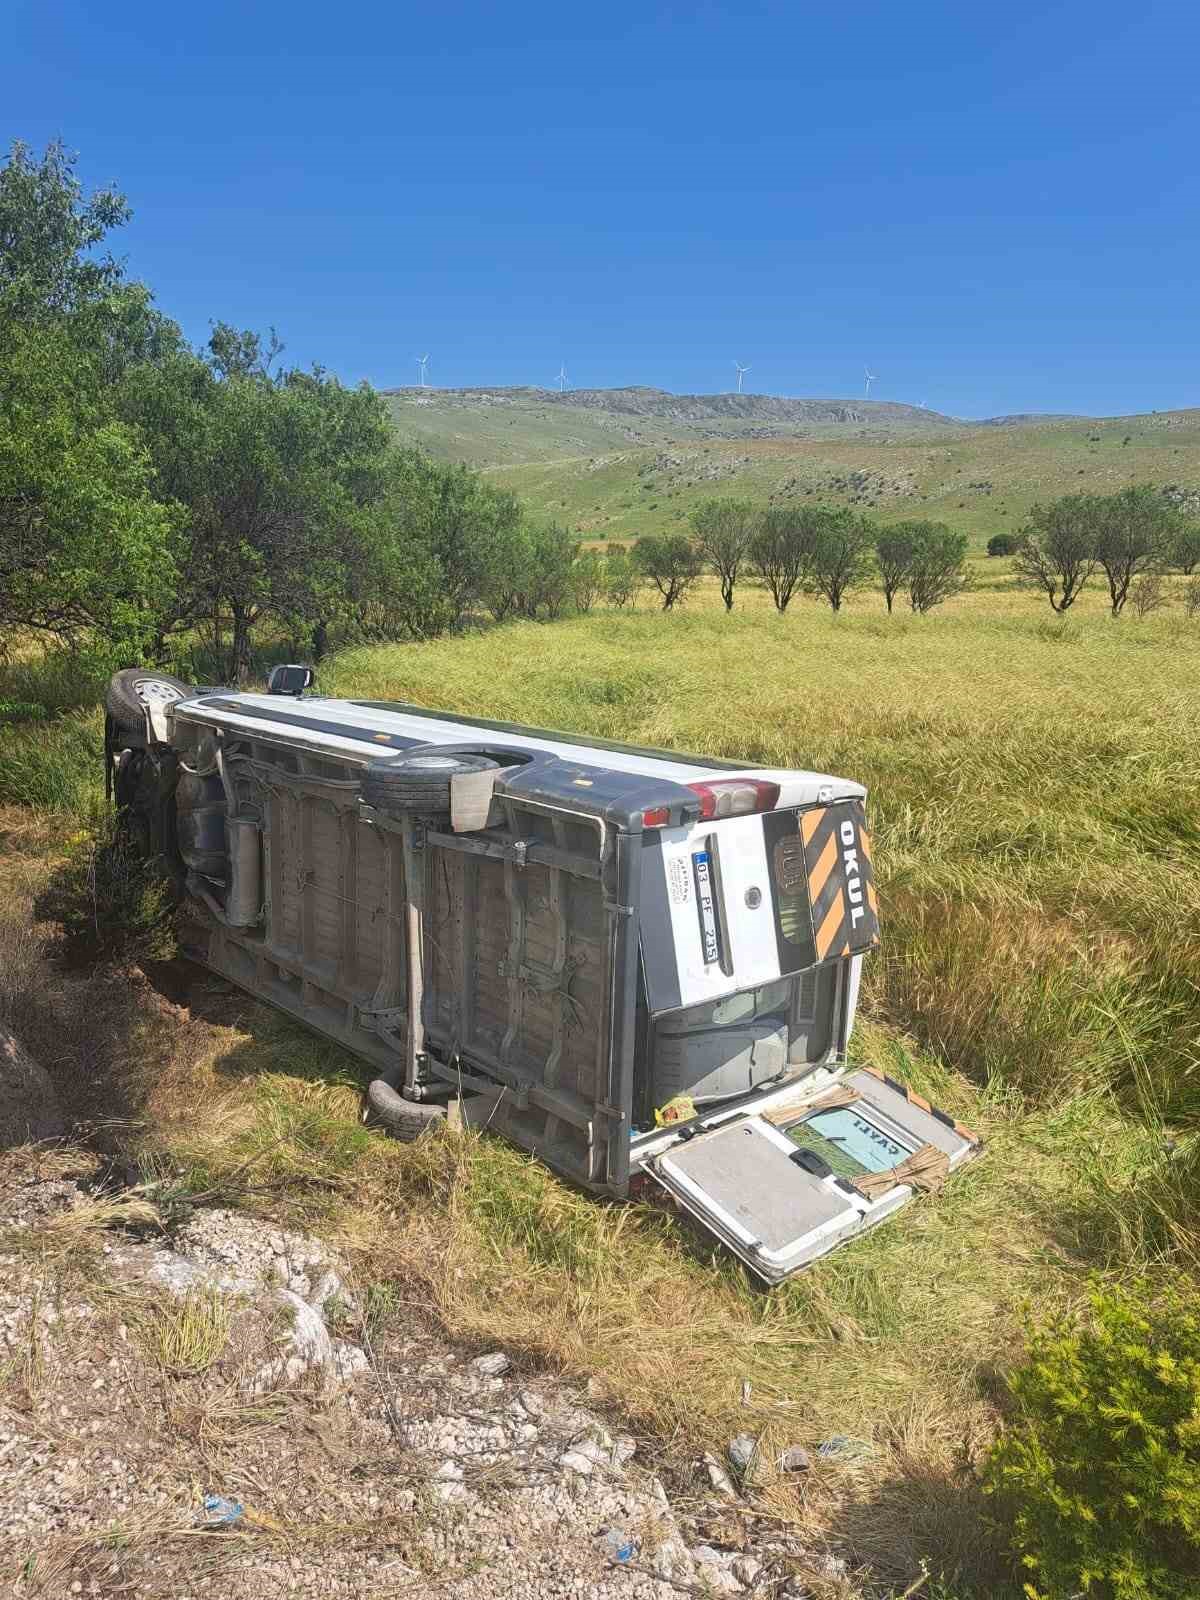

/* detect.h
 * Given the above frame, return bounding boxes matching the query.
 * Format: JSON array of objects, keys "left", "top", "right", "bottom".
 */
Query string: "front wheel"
[{"left": 105, "top": 669, "right": 194, "bottom": 744}]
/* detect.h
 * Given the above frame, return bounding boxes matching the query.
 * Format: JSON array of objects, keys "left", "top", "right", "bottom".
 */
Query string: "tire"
[
  {"left": 360, "top": 752, "right": 498, "bottom": 817},
  {"left": 106, "top": 669, "right": 194, "bottom": 741},
  {"left": 366, "top": 1076, "right": 447, "bottom": 1140}
]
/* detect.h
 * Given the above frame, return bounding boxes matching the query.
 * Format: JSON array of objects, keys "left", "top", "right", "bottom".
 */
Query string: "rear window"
[
  {"left": 762, "top": 809, "right": 818, "bottom": 970},
  {"left": 784, "top": 1107, "right": 915, "bottom": 1178}
]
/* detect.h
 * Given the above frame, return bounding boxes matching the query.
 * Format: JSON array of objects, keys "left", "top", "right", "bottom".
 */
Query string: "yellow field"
[{"left": 3, "top": 575, "right": 1199, "bottom": 1596}]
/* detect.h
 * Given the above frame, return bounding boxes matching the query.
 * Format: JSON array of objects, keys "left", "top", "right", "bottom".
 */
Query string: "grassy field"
[
  {"left": 3, "top": 579, "right": 1199, "bottom": 1596},
  {"left": 384, "top": 388, "right": 1200, "bottom": 547}
]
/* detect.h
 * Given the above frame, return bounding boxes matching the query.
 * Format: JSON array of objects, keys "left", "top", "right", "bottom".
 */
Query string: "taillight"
[
  {"left": 641, "top": 805, "right": 672, "bottom": 828},
  {"left": 687, "top": 778, "right": 780, "bottom": 820}
]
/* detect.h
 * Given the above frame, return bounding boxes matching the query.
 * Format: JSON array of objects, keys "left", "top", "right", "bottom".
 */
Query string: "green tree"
[
  {"left": 604, "top": 544, "right": 638, "bottom": 608},
  {"left": 0, "top": 138, "right": 129, "bottom": 323},
  {"left": 805, "top": 509, "right": 875, "bottom": 611},
  {"left": 632, "top": 534, "right": 703, "bottom": 610},
  {"left": 570, "top": 547, "right": 605, "bottom": 613},
  {"left": 689, "top": 497, "right": 756, "bottom": 611},
  {"left": 874, "top": 522, "right": 920, "bottom": 612},
  {"left": 906, "top": 523, "right": 970, "bottom": 614},
  {"left": 1013, "top": 496, "right": 1098, "bottom": 613},
  {"left": 0, "top": 322, "right": 180, "bottom": 655},
  {"left": 748, "top": 505, "right": 817, "bottom": 612},
  {"left": 1091, "top": 485, "right": 1178, "bottom": 616},
  {"left": 1168, "top": 521, "right": 1200, "bottom": 576},
  {"left": 520, "top": 523, "right": 581, "bottom": 619},
  {"left": 121, "top": 349, "right": 400, "bottom": 677},
  {"left": 986, "top": 531, "right": 1018, "bottom": 557}
]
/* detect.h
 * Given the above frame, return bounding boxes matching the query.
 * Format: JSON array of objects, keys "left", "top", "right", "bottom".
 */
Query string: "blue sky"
[{"left": 7, "top": 0, "right": 1198, "bottom": 418}]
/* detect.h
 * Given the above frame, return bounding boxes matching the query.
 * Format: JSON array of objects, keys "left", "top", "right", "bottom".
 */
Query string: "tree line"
[
  {"left": 633, "top": 502, "right": 970, "bottom": 614},
  {"left": 5, "top": 142, "right": 1197, "bottom": 686},
  {"left": 1000, "top": 488, "right": 1200, "bottom": 617},
  {"left": 0, "top": 140, "right": 607, "bottom": 680}
]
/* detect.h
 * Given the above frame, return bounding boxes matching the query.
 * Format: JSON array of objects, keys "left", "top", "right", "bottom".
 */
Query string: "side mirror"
[{"left": 267, "top": 663, "right": 315, "bottom": 697}]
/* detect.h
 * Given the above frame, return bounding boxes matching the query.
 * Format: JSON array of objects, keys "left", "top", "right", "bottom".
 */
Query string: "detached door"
[
  {"left": 644, "top": 1068, "right": 980, "bottom": 1284},
  {"left": 646, "top": 1116, "right": 869, "bottom": 1284}
]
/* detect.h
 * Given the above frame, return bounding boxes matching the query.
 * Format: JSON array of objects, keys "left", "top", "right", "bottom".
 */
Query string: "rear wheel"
[
  {"left": 359, "top": 752, "right": 498, "bottom": 817},
  {"left": 366, "top": 1076, "right": 448, "bottom": 1140}
]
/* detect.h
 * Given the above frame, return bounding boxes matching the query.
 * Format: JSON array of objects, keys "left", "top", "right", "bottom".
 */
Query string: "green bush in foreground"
[
  {"left": 36, "top": 821, "right": 177, "bottom": 966},
  {"left": 984, "top": 1284, "right": 1200, "bottom": 1600}
]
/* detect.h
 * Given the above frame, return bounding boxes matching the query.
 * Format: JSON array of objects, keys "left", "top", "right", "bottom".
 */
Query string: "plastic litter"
[
  {"left": 816, "top": 1434, "right": 874, "bottom": 1462},
  {"left": 200, "top": 1494, "right": 244, "bottom": 1527},
  {"left": 654, "top": 1094, "right": 696, "bottom": 1127},
  {"left": 602, "top": 1529, "right": 636, "bottom": 1564}
]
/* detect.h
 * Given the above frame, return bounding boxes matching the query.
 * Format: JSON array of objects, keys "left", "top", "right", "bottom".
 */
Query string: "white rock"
[
  {"left": 276, "top": 1289, "right": 333, "bottom": 1368},
  {"left": 733, "top": 1555, "right": 763, "bottom": 1586},
  {"left": 331, "top": 1341, "right": 369, "bottom": 1381},
  {"left": 311, "top": 1269, "right": 350, "bottom": 1310},
  {"left": 558, "top": 1449, "right": 594, "bottom": 1477},
  {"left": 472, "top": 1351, "right": 510, "bottom": 1377},
  {"left": 703, "top": 1452, "right": 737, "bottom": 1498}
]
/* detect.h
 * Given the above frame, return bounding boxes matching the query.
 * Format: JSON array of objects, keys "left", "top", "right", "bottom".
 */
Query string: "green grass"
[
  {"left": 5, "top": 585, "right": 1200, "bottom": 1595},
  {"left": 384, "top": 389, "right": 1200, "bottom": 545}
]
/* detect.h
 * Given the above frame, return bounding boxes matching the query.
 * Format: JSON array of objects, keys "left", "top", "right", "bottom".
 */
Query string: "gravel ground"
[{"left": 0, "top": 1150, "right": 840, "bottom": 1599}]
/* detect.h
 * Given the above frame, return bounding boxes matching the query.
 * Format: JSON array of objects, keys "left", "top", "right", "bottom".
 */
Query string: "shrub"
[
  {"left": 36, "top": 820, "right": 178, "bottom": 966},
  {"left": 984, "top": 1283, "right": 1200, "bottom": 1600},
  {"left": 987, "top": 532, "right": 1019, "bottom": 557},
  {"left": 0, "top": 699, "right": 46, "bottom": 723},
  {"left": 1129, "top": 572, "right": 1168, "bottom": 619}
]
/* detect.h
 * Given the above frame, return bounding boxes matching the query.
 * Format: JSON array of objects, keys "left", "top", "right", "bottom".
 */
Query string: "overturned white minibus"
[{"left": 105, "top": 664, "right": 979, "bottom": 1284}]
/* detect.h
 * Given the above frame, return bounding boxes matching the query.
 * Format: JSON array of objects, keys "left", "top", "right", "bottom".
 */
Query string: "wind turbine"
[
  {"left": 415, "top": 354, "right": 430, "bottom": 388},
  {"left": 733, "top": 361, "right": 751, "bottom": 394},
  {"left": 557, "top": 363, "right": 568, "bottom": 392},
  {"left": 864, "top": 366, "right": 876, "bottom": 400}
]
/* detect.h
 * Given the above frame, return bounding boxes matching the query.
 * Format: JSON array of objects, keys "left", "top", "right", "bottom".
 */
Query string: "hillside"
[{"left": 382, "top": 386, "right": 1200, "bottom": 545}]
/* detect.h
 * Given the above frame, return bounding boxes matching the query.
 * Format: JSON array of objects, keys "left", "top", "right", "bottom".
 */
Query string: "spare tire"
[
  {"left": 106, "top": 669, "right": 194, "bottom": 741},
  {"left": 360, "top": 752, "right": 498, "bottom": 818}
]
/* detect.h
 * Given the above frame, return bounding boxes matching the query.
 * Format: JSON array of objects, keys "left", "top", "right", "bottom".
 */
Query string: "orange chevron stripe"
[
  {"left": 815, "top": 893, "right": 845, "bottom": 959},
  {"left": 805, "top": 830, "right": 839, "bottom": 902},
  {"left": 800, "top": 808, "right": 825, "bottom": 846}
]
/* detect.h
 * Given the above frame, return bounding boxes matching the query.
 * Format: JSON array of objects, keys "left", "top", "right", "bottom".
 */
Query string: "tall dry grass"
[{"left": 4, "top": 583, "right": 1199, "bottom": 1595}]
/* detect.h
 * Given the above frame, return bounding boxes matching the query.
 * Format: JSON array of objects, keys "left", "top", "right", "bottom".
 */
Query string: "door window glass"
[{"left": 785, "top": 1108, "right": 914, "bottom": 1178}]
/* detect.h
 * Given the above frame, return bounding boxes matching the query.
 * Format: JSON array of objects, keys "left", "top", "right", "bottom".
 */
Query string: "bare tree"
[
  {"left": 1128, "top": 572, "right": 1168, "bottom": 619},
  {"left": 805, "top": 509, "right": 875, "bottom": 612},
  {"left": 1091, "top": 485, "right": 1177, "bottom": 616},
  {"left": 1012, "top": 496, "right": 1098, "bottom": 613},
  {"left": 1185, "top": 577, "right": 1200, "bottom": 619},
  {"left": 689, "top": 497, "right": 756, "bottom": 611},
  {"left": 632, "top": 534, "right": 703, "bottom": 610},
  {"left": 906, "top": 524, "right": 970, "bottom": 614},
  {"left": 748, "top": 505, "right": 818, "bottom": 612}
]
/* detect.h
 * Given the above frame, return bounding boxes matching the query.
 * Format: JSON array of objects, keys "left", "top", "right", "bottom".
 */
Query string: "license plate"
[{"left": 692, "top": 849, "right": 721, "bottom": 966}]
